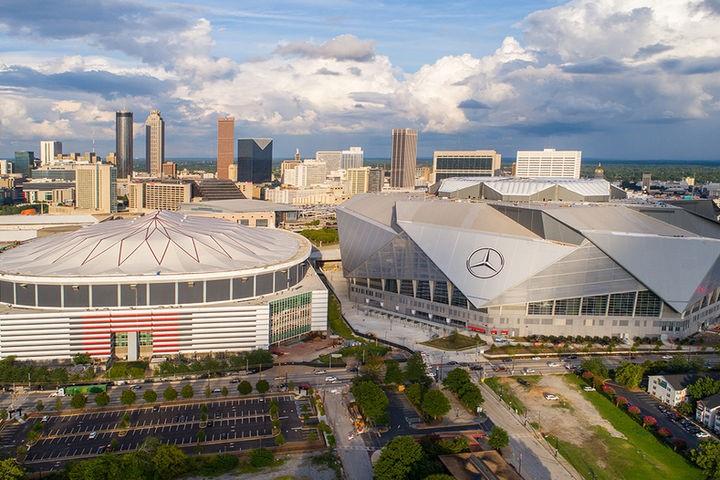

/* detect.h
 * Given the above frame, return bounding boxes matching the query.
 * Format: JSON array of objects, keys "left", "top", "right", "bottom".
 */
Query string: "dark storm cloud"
[
  {"left": 511, "top": 121, "right": 600, "bottom": 136},
  {"left": 633, "top": 43, "right": 673, "bottom": 60},
  {"left": 561, "top": 57, "right": 626, "bottom": 74},
  {"left": 458, "top": 99, "right": 490, "bottom": 110},
  {"left": 0, "top": 66, "right": 167, "bottom": 99},
  {"left": 660, "top": 57, "right": 720, "bottom": 75}
]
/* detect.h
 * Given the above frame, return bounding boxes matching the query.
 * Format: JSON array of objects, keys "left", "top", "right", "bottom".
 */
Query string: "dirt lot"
[
  {"left": 504, "top": 375, "right": 624, "bottom": 445},
  {"left": 188, "top": 453, "right": 338, "bottom": 480}
]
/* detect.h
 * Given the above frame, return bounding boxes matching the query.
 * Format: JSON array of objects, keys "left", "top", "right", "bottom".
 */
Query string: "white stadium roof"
[
  {"left": 436, "top": 176, "right": 613, "bottom": 197},
  {"left": 0, "top": 211, "right": 309, "bottom": 278}
]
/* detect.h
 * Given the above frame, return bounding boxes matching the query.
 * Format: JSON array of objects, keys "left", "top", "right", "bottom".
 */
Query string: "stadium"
[
  {"left": 336, "top": 190, "right": 720, "bottom": 340},
  {"left": 0, "top": 211, "right": 327, "bottom": 360}
]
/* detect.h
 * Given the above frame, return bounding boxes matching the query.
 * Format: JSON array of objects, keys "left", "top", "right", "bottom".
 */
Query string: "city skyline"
[{"left": 1, "top": 0, "right": 719, "bottom": 160}]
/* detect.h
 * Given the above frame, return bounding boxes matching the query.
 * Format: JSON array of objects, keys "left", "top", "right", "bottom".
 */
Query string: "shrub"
[
  {"left": 238, "top": 380, "right": 252, "bottom": 395},
  {"left": 163, "top": 386, "right": 178, "bottom": 401},
  {"left": 249, "top": 448, "right": 275, "bottom": 468},
  {"left": 143, "top": 389, "right": 158, "bottom": 403},
  {"left": 95, "top": 392, "right": 110, "bottom": 407},
  {"left": 70, "top": 393, "right": 86, "bottom": 409},
  {"left": 181, "top": 384, "right": 194, "bottom": 399}
]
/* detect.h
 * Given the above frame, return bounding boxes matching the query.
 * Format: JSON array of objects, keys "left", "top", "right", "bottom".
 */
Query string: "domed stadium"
[{"left": 0, "top": 211, "right": 328, "bottom": 360}]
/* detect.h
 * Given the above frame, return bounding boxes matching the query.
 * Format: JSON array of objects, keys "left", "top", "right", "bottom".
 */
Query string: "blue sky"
[{"left": 1, "top": 0, "right": 719, "bottom": 160}]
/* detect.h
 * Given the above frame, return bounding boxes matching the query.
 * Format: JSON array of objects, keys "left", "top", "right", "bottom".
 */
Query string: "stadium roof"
[
  {"left": 179, "top": 199, "right": 300, "bottom": 214},
  {"left": 0, "top": 211, "right": 309, "bottom": 278},
  {"left": 436, "top": 176, "right": 614, "bottom": 197}
]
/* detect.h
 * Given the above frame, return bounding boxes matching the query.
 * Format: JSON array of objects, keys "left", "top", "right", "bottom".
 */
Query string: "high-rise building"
[
  {"left": 145, "top": 110, "right": 165, "bottom": 177},
  {"left": 80, "top": 152, "right": 99, "bottom": 163},
  {"left": 294, "top": 149, "right": 301, "bottom": 161},
  {"left": 642, "top": 173, "right": 652, "bottom": 191},
  {"left": 144, "top": 182, "right": 191, "bottom": 211},
  {"left": 162, "top": 161, "right": 177, "bottom": 179},
  {"left": 106, "top": 152, "right": 117, "bottom": 165},
  {"left": 296, "top": 161, "right": 326, "bottom": 187},
  {"left": 341, "top": 147, "right": 364, "bottom": 170},
  {"left": 315, "top": 151, "right": 342, "bottom": 172},
  {"left": 345, "top": 167, "right": 384, "bottom": 195},
  {"left": 515, "top": 149, "right": 582, "bottom": 179},
  {"left": 116, "top": 111, "right": 133, "bottom": 179},
  {"left": 75, "top": 163, "right": 117, "bottom": 213},
  {"left": 390, "top": 129, "right": 417, "bottom": 188},
  {"left": 40, "top": 141, "right": 62, "bottom": 166},
  {"left": 432, "top": 150, "right": 501, "bottom": 183},
  {"left": 237, "top": 138, "right": 273, "bottom": 184},
  {"left": 0, "top": 160, "right": 12, "bottom": 175},
  {"left": 13, "top": 151, "right": 34, "bottom": 177},
  {"left": 216, "top": 117, "right": 235, "bottom": 180}
]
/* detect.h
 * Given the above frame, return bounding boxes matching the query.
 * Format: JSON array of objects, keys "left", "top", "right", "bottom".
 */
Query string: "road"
[{"left": 478, "top": 383, "right": 582, "bottom": 480}]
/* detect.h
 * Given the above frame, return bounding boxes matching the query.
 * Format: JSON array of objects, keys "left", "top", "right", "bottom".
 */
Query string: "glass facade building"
[
  {"left": 13, "top": 151, "right": 33, "bottom": 177},
  {"left": 237, "top": 138, "right": 273, "bottom": 184}
]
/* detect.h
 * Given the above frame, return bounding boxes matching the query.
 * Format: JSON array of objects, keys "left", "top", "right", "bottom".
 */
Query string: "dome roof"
[{"left": 0, "top": 211, "right": 310, "bottom": 278}]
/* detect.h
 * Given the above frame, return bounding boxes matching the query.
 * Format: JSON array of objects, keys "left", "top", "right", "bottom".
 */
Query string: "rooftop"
[{"left": 180, "top": 199, "right": 300, "bottom": 214}]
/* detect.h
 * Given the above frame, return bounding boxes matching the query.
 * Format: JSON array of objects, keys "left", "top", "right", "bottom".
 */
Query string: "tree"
[
  {"left": 221, "top": 386, "right": 229, "bottom": 397},
  {"left": 384, "top": 360, "right": 404, "bottom": 385},
  {"left": 0, "top": 458, "right": 25, "bottom": 480},
  {"left": 692, "top": 440, "right": 720, "bottom": 478},
  {"left": 351, "top": 380, "right": 389, "bottom": 424},
  {"left": 95, "top": 392, "right": 110, "bottom": 407},
  {"left": 614, "top": 362, "right": 646, "bottom": 389},
  {"left": 163, "top": 386, "right": 178, "bottom": 401},
  {"left": 54, "top": 397, "right": 63, "bottom": 411},
  {"left": 238, "top": 380, "right": 252, "bottom": 395},
  {"left": 152, "top": 444, "right": 190, "bottom": 480},
  {"left": 443, "top": 368, "right": 471, "bottom": 393},
  {"left": 628, "top": 405, "right": 641, "bottom": 416},
  {"left": 249, "top": 448, "right": 275, "bottom": 468},
  {"left": 405, "top": 353, "right": 431, "bottom": 386},
  {"left": 422, "top": 389, "right": 451, "bottom": 420},
  {"left": 458, "top": 385, "right": 484, "bottom": 412},
  {"left": 256, "top": 380, "right": 270, "bottom": 394},
  {"left": 677, "top": 401, "right": 694, "bottom": 416},
  {"left": 70, "top": 393, "right": 86, "bottom": 409},
  {"left": 616, "top": 396, "right": 628, "bottom": 407},
  {"left": 488, "top": 426, "right": 509, "bottom": 450},
  {"left": 689, "top": 377, "right": 720, "bottom": 401},
  {"left": 581, "top": 358, "right": 608, "bottom": 379},
  {"left": 374, "top": 436, "right": 425, "bottom": 480},
  {"left": 181, "top": 384, "right": 194, "bottom": 399},
  {"left": 72, "top": 353, "right": 92, "bottom": 365},
  {"left": 121, "top": 389, "right": 137, "bottom": 406},
  {"left": 143, "top": 389, "right": 157, "bottom": 403},
  {"left": 204, "top": 386, "right": 212, "bottom": 398},
  {"left": 657, "top": 427, "right": 671, "bottom": 437},
  {"left": 642, "top": 415, "right": 657, "bottom": 428},
  {"left": 406, "top": 383, "right": 424, "bottom": 406},
  {"left": 275, "top": 432, "right": 285, "bottom": 445},
  {"left": 35, "top": 400, "right": 44, "bottom": 412}
]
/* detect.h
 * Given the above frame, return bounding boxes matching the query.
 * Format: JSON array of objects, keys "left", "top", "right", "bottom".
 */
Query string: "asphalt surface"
[{"left": 12, "top": 394, "right": 313, "bottom": 472}]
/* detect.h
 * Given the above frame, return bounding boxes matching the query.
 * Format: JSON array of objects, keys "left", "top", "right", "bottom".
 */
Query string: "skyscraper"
[
  {"left": 145, "top": 110, "right": 165, "bottom": 177},
  {"left": 75, "top": 163, "right": 117, "bottom": 213},
  {"left": 515, "top": 149, "right": 582, "bottom": 179},
  {"left": 390, "top": 128, "right": 417, "bottom": 188},
  {"left": 116, "top": 111, "right": 133, "bottom": 179},
  {"left": 341, "top": 147, "right": 364, "bottom": 170},
  {"left": 315, "top": 151, "right": 342, "bottom": 172},
  {"left": 40, "top": 141, "right": 62, "bottom": 165},
  {"left": 13, "top": 151, "right": 33, "bottom": 177},
  {"left": 237, "top": 138, "right": 273, "bottom": 184},
  {"left": 216, "top": 117, "right": 235, "bottom": 180}
]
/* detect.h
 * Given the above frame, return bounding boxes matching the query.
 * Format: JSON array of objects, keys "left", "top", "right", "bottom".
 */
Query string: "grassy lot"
[
  {"left": 420, "top": 332, "right": 485, "bottom": 351},
  {"left": 512, "top": 375, "right": 541, "bottom": 388},
  {"left": 556, "top": 375, "right": 703, "bottom": 480},
  {"left": 328, "top": 293, "right": 355, "bottom": 339},
  {"left": 299, "top": 228, "right": 339, "bottom": 246},
  {"left": 484, "top": 377, "right": 526, "bottom": 414}
]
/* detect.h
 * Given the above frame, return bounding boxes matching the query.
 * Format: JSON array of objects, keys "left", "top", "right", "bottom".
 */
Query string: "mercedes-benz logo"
[{"left": 466, "top": 248, "right": 504, "bottom": 279}]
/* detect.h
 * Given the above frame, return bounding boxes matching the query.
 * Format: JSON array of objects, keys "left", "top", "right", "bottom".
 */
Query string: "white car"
[
  {"left": 583, "top": 386, "right": 596, "bottom": 392},
  {"left": 661, "top": 355, "right": 673, "bottom": 360},
  {"left": 88, "top": 431, "right": 97, "bottom": 439},
  {"left": 543, "top": 393, "right": 559, "bottom": 401},
  {"left": 523, "top": 367, "right": 536, "bottom": 374},
  {"left": 531, "top": 356, "right": 541, "bottom": 361},
  {"left": 325, "top": 376, "right": 338, "bottom": 383},
  {"left": 697, "top": 431, "right": 711, "bottom": 438},
  {"left": 547, "top": 361, "right": 560, "bottom": 367},
  {"left": 314, "top": 370, "right": 327, "bottom": 375}
]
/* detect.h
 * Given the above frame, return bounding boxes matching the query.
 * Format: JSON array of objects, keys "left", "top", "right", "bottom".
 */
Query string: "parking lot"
[{"left": 13, "top": 394, "right": 314, "bottom": 472}]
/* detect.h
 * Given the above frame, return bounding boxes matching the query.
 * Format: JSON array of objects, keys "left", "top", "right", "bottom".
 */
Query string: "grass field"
[
  {"left": 327, "top": 293, "right": 355, "bottom": 339},
  {"left": 420, "top": 333, "right": 485, "bottom": 351},
  {"left": 484, "top": 377, "right": 526, "bottom": 414},
  {"left": 557, "top": 375, "right": 703, "bottom": 480}
]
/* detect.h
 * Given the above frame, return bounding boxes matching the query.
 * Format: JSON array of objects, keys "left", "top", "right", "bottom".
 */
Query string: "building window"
[
  {"left": 384, "top": 279, "right": 398, "bottom": 293},
  {"left": 400, "top": 280, "right": 414, "bottom": 297},
  {"left": 139, "top": 332, "right": 153, "bottom": 346},
  {"left": 269, "top": 292, "right": 313, "bottom": 344},
  {"left": 608, "top": 292, "right": 636, "bottom": 316},
  {"left": 451, "top": 286, "right": 469, "bottom": 308},
  {"left": 554, "top": 298, "right": 580, "bottom": 315},
  {"left": 256, "top": 219, "right": 269, "bottom": 227},
  {"left": 636, "top": 290, "right": 662, "bottom": 317},
  {"left": 528, "top": 301, "right": 553, "bottom": 315},
  {"left": 115, "top": 332, "right": 128, "bottom": 347},
  {"left": 369, "top": 278, "right": 383, "bottom": 290},
  {"left": 581, "top": 295, "right": 608, "bottom": 316},
  {"left": 433, "top": 281, "right": 449, "bottom": 304},
  {"left": 416, "top": 280, "right": 431, "bottom": 301}
]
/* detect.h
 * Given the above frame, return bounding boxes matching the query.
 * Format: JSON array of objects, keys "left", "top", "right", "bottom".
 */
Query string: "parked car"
[
  {"left": 697, "top": 431, "right": 711, "bottom": 438},
  {"left": 314, "top": 370, "right": 327, "bottom": 375},
  {"left": 212, "top": 388, "right": 222, "bottom": 394},
  {"left": 89, "top": 431, "right": 97, "bottom": 440},
  {"left": 543, "top": 393, "right": 559, "bottom": 401},
  {"left": 583, "top": 386, "right": 596, "bottom": 392}
]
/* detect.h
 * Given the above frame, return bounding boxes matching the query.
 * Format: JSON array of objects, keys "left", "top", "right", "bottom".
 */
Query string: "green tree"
[
  {"left": 35, "top": 400, "right": 44, "bottom": 412},
  {"left": 121, "top": 389, "right": 137, "bottom": 406},
  {"left": 54, "top": 397, "right": 63, "bottom": 411},
  {"left": 238, "top": 380, "right": 252, "bottom": 395},
  {"left": 163, "top": 386, "right": 178, "bottom": 401},
  {"left": 0, "top": 458, "right": 25, "bottom": 480},
  {"left": 581, "top": 358, "right": 609, "bottom": 379},
  {"left": 424, "top": 475, "right": 455, "bottom": 480},
  {"left": 351, "top": 380, "right": 389, "bottom": 424},
  {"left": 204, "top": 386, "right": 212, "bottom": 398},
  {"left": 362, "top": 355, "right": 385, "bottom": 381},
  {"left": 405, "top": 353, "right": 431, "bottom": 386},
  {"left": 488, "top": 426, "right": 509, "bottom": 450},
  {"left": 458, "top": 384, "right": 484, "bottom": 412},
  {"left": 689, "top": 377, "right": 720, "bottom": 400},
  {"left": 406, "top": 383, "right": 424, "bottom": 406},
  {"left": 72, "top": 353, "right": 92, "bottom": 365},
  {"left": 152, "top": 444, "right": 190, "bottom": 480},
  {"left": 181, "top": 384, "right": 194, "bottom": 399},
  {"left": 384, "top": 360, "right": 404, "bottom": 384},
  {"left": 95, "top": 391, "right": 110, "bottom": 407},
  {"left": 275, "top": 432, "right": 285, "bottom": 445},
  {"left": 443, "top": 368, "right": 471, "bottom": 393},
  {"left": 256, "top": 379, "right": 270, "bottom": 394},
  {"left": 70, "top": 393, "right": 86, "bottom": 409},
  {"left": 374, "top": 436, "right": 425, "bottom": 480},
  {"left": 249, "top": 448, "right": 275, "bottom": 468},
  {"left": 421, "top": 389, "right": 451, "bottom": 420},
  {"left": 143, "top": 389, "right": 157, "bottom": 403},
  {"left": 691, "top": 440, "right": 720, "bottom": 479},
  {"left": 221, "top": 386, "right": 229, "bottom": 397},
  {"left": 614, "top": 362, "right": 646, "bottom": 389}
]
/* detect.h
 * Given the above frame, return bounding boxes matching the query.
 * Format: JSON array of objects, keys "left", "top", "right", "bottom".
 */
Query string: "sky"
[{"left": 0, "top": 0, "right": 719, "bottom": 160}]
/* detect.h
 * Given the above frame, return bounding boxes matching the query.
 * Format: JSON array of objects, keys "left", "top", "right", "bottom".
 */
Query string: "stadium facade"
[
  {"left": 336, "top": 192, "right": 720, "bottom": 339},
  {"left": 0, "top": 211, "right": 327, "bottom": 360}
]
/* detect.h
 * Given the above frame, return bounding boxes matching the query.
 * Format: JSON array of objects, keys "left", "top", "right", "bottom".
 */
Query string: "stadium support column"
[{"left": 127, "top": 332, "right": 140, "bottom": 361}]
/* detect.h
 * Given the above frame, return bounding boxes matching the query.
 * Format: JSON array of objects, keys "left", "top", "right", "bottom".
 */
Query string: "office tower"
[
  {"left": 294, "top": 149, "right": 301, "bottom": 161},
  {"left": 345, "top": 167, "right": 384, "bottom": 195},
  {"left": 296, "top": 161, "right": 326, "bottom": 187},
  {"left": 40, "top": 141, "right": 62, "bottom": 166},
  {"left": 13, "top": 151, "right": 34, "bottom": 177},
  {"left": 116, "top": 111, "right": 133, "bottom": 179},
  {"left": 0, "top": 160, "right": 12, "bottom": 175},
  {"left": 128, "top": 182, "right": 144, "bottom": 212},
  {"left": 145, "top": 110, "right": 165, "bottom": 176},
  {"left": 75, "top": 163, "right": 117, "bottom": 213},
  {"left": 105, "top": 152, "right": 117, "bottom": 165},
  {"left": 162, "top": 161, "right": 177, "bottom": 179},
  {"left": 237, "top": 138, "right": 273, "bottom": 184},
  {"left": 341, "top": 147, "right": 364, "bottom": 170},
  {"left": 515, "top": 149, "right": 582, "bottom": 179},
  {"left": 216, "top": 116, "right": 235, "bottom": 180},
  {"left": 390, "top": 129, "right": 417, "bottom": 188},
  {"left": 432, "top": 150, "right": 502, "bottom": 183},
  {"left": 315, "top": 151, "right": 342, "bottom": 172},
  {"left": 282, "top": 166, "right": 298, "bottom": 186},
  {"left": 642, "top": 173, "right": 652, "bottom": 191},
  {"left": 80, "top": 152, "right": 99, "bottom": 163},
  {"left": 144, "top": 182, "right": 191, "bottom": 211}
]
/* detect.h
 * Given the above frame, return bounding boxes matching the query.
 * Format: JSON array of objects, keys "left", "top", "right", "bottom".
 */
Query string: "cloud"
[
  {"left": 274, "top": 34, "right": 376, "bottom": 62},
  {"left": 561, "top": 57, "right": 627, "bottom": 74},
  {"left": 315, "top": 67, "right": 340, "bottom": 76},
  {"left": 633, "top": 43, "right": 673, "bottom": 59},
  {"left": 458, "top": 99, "right": 490, "bottom": 109},
  {"left": 660, "top": 57, "right": 720, "bottom": 75}
]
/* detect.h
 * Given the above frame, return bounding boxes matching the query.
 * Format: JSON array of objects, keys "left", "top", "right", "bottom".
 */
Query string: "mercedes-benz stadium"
[
  {"left": 0, "top": 211, "right": 327, "bottom": 360},
  {"left": 337, "top": 192, "right": 720, "bottom": 340}
]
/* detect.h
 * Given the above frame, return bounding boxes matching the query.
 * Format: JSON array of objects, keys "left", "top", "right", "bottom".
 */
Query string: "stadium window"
[
  {"left": 635, "top": 290, "right": 662, "bottom": 317},
  {"left": 433, "top": 281, "right": 449, "bottom": 304},
  {"left": 581, "top": 295, "right": 608, "bottom": 316},
  {"left": 553, "top": 298, "right": 580, "bottom": 315},
  {"left": 527, "top": 301, "right": 553, "bottom": 315},
  {"left": 608, "top": 292, "right": 636, "bottom": 316}
]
